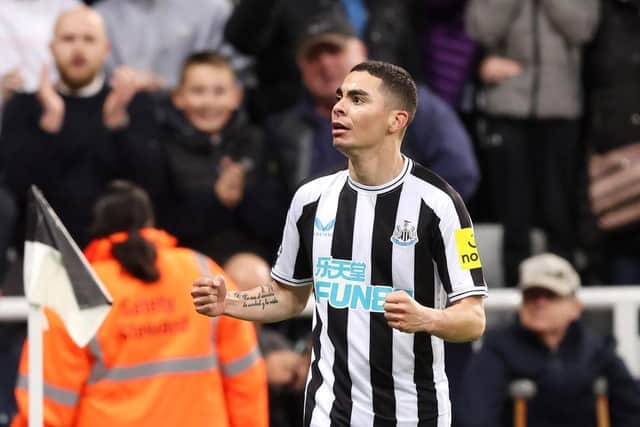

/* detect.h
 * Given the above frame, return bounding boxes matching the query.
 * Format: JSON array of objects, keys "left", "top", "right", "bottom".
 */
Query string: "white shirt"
[
  {"left": 94, "top": 0, "right": 250, "bottom": 88},
  {"left": 0, "top": 0, "right": 79, "bottom": 91}
]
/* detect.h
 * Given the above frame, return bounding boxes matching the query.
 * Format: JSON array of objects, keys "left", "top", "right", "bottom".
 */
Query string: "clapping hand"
[
  {"left": 1, "top": 68, "right": 24, "bottom": 102},
  {"left": 36, "top": 65, "right": 65, "bottom": 133},
  {"left": 479, "top": 56, "right": 523, "bottom": 84},
  {"left": 590, "top": 144, "right": 640, "bottom": 230},
  {"left": 214, "top": 156, "right": 246, "bottom": 209},
  {"left": 103, "top": 66, "right": 139, "bottom": 129}
]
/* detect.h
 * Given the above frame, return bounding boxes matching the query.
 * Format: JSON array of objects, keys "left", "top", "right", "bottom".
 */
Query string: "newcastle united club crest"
[{"left": 390, "top": 220, "right": 419, "bottom": 246}]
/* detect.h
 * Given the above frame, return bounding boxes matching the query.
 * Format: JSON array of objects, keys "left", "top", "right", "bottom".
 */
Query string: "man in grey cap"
[
  {"left": 459, "top": 253, "right": 640, "bottom": 427},
  {"left": 517, "top": 253, "right": 583, "bottom": 350}
]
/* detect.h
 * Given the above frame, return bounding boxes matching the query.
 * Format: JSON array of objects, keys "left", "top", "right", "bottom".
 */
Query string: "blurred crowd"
[{"left": 0, "top": 0, "right": 639, "bottom": 426}]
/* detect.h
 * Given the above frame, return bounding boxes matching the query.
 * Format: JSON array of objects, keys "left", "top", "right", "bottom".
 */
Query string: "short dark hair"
[
  {"left": 179, "top": 51, "right": 235, "bottom": 84},
  {"left": 350, "top": 61, "right": 418, "bottom": 123}
]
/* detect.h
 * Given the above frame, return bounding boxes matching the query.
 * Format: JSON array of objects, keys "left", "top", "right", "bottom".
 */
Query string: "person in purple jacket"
[{"left": 415, "top": 0, "right": 478, "bottom": 109}]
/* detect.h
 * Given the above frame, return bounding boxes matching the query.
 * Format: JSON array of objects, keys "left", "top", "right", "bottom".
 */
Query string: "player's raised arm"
[{"left": 191, "top": 275, "right": 311, "bottom": 323}]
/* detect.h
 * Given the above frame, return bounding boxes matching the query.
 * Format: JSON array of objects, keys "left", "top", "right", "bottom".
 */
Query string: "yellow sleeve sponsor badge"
[{"left": 454, "top": 227, "right": 482, "bottom": 270}]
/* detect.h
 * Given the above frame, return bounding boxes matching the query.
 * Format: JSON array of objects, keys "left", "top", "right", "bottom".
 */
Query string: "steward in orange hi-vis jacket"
[{"left": 11, "top": 182, "right": 269, "bottom": 427}]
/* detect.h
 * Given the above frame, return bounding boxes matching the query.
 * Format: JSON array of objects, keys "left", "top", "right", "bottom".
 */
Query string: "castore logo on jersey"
[{"left": 314, "top": 217, "right": 335, "bottom": 237}]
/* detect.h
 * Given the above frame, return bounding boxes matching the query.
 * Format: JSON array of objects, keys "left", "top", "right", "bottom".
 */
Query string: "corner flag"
[{"left": 24, "top": 186, "right": 112, "bottom": 347}]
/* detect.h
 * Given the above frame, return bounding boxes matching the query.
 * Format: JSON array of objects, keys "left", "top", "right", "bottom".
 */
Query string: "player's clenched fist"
[
  {"left": 191, "top": 276, "right": 227, "bottom": 317},
  {"left": 383, "top": 290, "right": 435, "bottom": 334}
]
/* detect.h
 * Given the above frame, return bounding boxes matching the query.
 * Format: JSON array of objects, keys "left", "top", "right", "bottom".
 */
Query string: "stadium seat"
[{"left": 474, "top": 223, "right": 547, "bottom": 287}]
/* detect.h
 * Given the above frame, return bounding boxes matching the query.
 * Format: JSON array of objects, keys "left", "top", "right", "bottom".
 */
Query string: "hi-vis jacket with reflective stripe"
[{"left": 12, "top": 228, "right": 268, "bottom": 427}]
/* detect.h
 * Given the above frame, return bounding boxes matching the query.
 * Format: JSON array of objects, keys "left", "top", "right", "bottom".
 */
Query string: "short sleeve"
[
  {"left": 433, "top": 192, "right": 488, "bottom": 303},
  {"left": 271, "top": 192, "right": 313, "bottom": 287}
]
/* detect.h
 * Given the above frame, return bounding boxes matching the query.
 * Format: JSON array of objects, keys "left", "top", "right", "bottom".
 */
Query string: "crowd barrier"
[{"left": 2, "top": 286, "right": 640, "bottom": 376}]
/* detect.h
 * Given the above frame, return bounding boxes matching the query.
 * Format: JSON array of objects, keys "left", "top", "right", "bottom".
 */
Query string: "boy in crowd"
[{"left": 155, "top": 52, "right": 283, "bottom": 263}]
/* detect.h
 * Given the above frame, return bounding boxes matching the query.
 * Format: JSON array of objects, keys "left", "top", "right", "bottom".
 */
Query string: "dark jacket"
[
  {"left": 225, "top": 0, "right": 419, "bottom": 121},
  {"left": 584, "top": 0, "right": 640, "bottom": 253},
  {"left": 0, "top": 85, "right": 161, "bottom": 248},
  {"left": 155, "top": 106, "right": 284, "bottom": 261},
  {"left": 460, "top": 318, "right": 640, "bottom": 427},
  {"left": 585, "top": 0, "right": 640, "bottom": 153},
  {"left": 266, "top": 85, "right": 479, "bottom": 201}
]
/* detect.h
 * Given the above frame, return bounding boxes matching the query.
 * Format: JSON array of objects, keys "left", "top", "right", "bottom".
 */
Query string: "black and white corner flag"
[{"left": 24, "top": 186, "right": 112, "bottom": 347}]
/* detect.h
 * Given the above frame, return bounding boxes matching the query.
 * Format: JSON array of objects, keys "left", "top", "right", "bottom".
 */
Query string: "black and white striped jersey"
[{"left": 271, "top": 157, "right": 488, "bottom": 427}]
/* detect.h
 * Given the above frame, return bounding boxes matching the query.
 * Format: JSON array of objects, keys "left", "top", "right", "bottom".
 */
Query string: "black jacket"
[
  {"left": 460, "top": 318, "right": 640, "bottom": 427},
  {"left": 0, "top": 86, "right": 160, "bottom": 248},
  {"left": 155, "top": 106, "right": 284, "bottom": 261},
  {"left": 583, "top": 0, "right": 640, "bottom": 253},
  {"left": 585, "top": 0, "right": 640, "bottom": 153}
]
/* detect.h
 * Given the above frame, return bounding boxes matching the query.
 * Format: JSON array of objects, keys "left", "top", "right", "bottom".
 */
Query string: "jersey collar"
[{"left": 347, "top": 156, "right": 412, "bottom": 195}]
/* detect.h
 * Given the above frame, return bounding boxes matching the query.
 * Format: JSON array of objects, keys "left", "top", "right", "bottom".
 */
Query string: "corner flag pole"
[
  {"left": 23, "top": 186, "right": 112, "bottom": 426},
  {"left": 27, "top": 303, "right": 44, "bottom": 427}
]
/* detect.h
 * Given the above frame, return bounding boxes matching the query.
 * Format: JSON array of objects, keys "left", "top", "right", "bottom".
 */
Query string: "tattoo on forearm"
[{"left": 230, "top": 284, "right": 279, "bottom": 310}]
